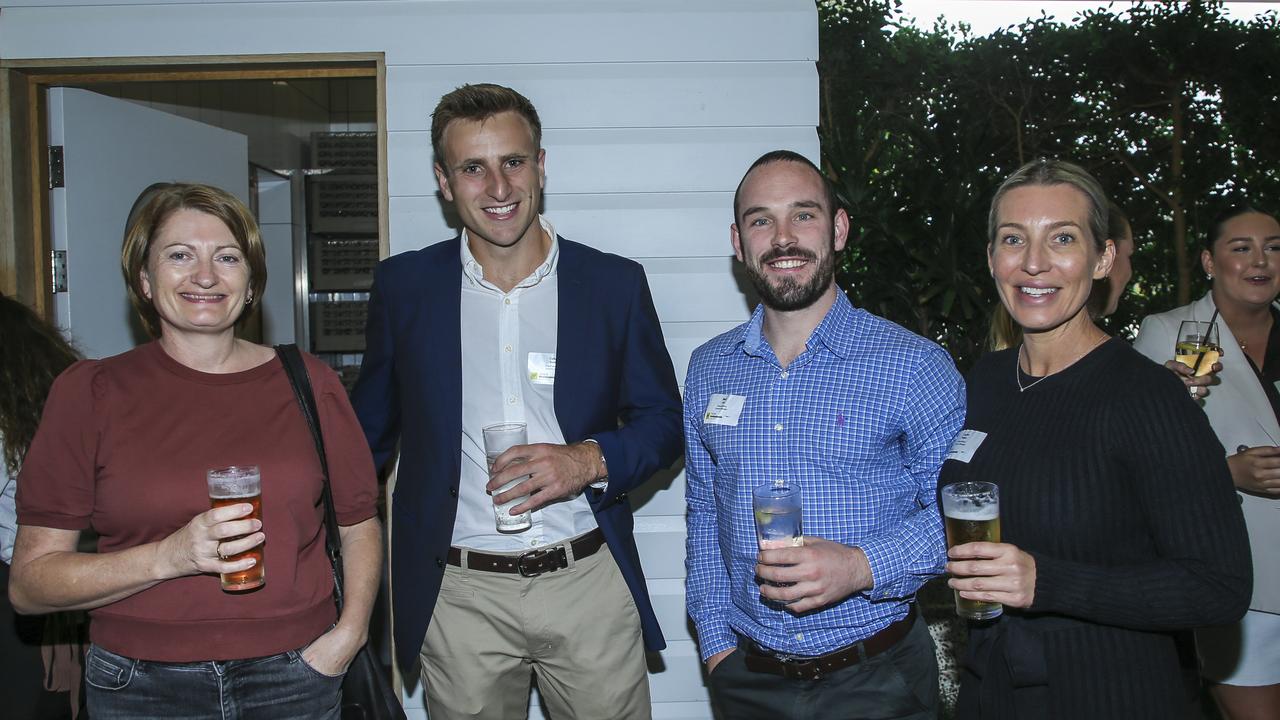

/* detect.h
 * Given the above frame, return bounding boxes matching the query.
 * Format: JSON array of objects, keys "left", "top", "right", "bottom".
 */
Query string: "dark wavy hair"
[{"left": 0, "top": 295, "right": 79, "bottom": 475}]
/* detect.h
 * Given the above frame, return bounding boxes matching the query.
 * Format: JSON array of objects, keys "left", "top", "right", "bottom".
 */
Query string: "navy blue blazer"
[{"left": 352, "top": 236, "right": 683, "bottom": 671}]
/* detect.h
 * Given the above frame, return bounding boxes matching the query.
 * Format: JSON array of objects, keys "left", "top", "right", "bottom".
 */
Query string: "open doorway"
[{"left": 1, "top": 56, "right": 385, "bottom": 387}]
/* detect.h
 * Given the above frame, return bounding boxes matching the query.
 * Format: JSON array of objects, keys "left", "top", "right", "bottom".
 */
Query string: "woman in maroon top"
[{"left": 9, "top": 183, "right": 382, "bottom": 720}]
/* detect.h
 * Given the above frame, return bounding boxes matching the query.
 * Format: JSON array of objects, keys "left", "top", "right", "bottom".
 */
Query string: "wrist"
[
  {"left": 580, "top": 439, "right": 609, "bottom": 489},
  {"left": 151, "top": 537, "right": 184, "bottom": 581},
  {"left": 329, "top": 620, "right": 368, "bottom": 649}
]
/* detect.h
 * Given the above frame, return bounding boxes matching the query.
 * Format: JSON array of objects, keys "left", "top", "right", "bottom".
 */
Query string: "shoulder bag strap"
[{"left": 275, "top": 343, "right": 346, "bottom": 611}]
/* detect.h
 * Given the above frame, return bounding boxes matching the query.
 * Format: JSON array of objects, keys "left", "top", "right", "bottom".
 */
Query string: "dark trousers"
[{"left": 709, "top": 617, "right": 940, "bottom": 720}]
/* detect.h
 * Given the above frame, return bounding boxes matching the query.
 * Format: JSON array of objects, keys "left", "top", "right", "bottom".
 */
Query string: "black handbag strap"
[{"left": 275, "top": 344, "right": 347, "bottom": 612}]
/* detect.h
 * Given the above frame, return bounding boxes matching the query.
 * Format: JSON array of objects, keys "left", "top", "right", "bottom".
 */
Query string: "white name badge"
[
  {"left": 528, "top": 352, "right": 557, "bottom": 385},
  {"left": 946, "top": 429, "right": 987, "bottom": 463},
  {"left": 704, "top": 394, "right": 746, "bottom": 426}
]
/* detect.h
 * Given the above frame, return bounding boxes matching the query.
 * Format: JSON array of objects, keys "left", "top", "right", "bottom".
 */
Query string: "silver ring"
[{"left": 217, "top": 546, "right": 228, "bottom": 561}]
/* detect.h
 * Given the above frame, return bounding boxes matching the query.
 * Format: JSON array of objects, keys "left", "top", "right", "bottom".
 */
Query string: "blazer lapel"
[
  {"left": 554, "top": 238, "right": 587, "bottom": 440},
  {"left": 429, "top": 238, "right": 463, "bottom": 438}
]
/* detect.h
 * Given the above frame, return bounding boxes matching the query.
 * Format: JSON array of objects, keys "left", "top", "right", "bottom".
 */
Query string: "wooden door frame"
[{"left": 0, "top": 53, "right": 387, "bottom": 317}]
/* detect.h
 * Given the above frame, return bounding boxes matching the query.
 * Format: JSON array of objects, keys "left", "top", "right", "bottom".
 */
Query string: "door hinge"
[
  {"left": 48, "top": 145, "right": 64, "bottom": 189},
  {"left": 51, "top": 250, "right": 68, "bottom": 293}
]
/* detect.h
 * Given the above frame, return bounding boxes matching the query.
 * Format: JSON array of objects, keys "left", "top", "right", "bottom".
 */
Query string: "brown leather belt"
[
  {"left": 741, "top": 605, "right": 917, "bottom": 680},
  {"left": 446, "top": 528, "right": 606, "bottom": 578}
]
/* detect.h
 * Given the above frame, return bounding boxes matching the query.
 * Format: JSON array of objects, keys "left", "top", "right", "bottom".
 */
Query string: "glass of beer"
[
  {"left": 1175, "top": 320, "right": 1221, "bottom": 395},
  {"left": 481, "top": 422, "right": 533, "bottom": 533},
  {"left": 941, "top": 481, "right": 1002, "bottom": 621},
  {"left": 206, "top": 465, "right": 264, "bottom": 592}
]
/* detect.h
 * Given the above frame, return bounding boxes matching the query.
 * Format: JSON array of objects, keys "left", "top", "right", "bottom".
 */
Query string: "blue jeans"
[{"left": 84, "top": 643, "right": 343, "bottom": 720}]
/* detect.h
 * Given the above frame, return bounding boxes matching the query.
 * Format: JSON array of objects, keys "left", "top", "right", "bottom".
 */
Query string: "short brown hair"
[
  {"left": 733, "top": 149, "right": 839, "bottom": 227},
  {"left": 121, "top": 183, "right": 266, "bottom": 337},
  {"left": 431, "top": 83, "right": 542, "bottom": 171}
]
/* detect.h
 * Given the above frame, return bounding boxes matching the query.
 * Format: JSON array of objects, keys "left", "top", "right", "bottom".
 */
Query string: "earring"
[
  {"left": 245, "top": 291, "right": 254, "bottom": 306},
  {"left": 1206, "top": 273, "right": 1214, "bottom": 281}
]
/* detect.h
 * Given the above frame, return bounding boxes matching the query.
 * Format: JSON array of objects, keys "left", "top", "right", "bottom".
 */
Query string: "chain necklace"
[{"left": 1015, "top": 334, "right": 1109, "bottom": 393}]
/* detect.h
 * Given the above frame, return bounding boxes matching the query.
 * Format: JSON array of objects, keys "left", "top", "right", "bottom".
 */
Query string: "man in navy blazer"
[{"left": 352, "top": 84, "right": 682, "bottom": 719}]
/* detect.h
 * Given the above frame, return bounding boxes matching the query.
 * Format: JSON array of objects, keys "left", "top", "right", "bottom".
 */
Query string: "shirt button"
[
  {"left": 774, "top": 423, "right": 783, "bottom": 432},
  {"left": 449, "top": 487, "right": 458, "bottom": 497},
  {"left": 435, "top": 557, "right": 444, "bottom": 568},
  {"left": 530, "top": 538, "right": 542, "bottom": 548},
  {"left": 505, "top": 345, "right": 513, "bottom": 352},
  {"left": 780, "top": 371, "right": 789, "bottom": 379},
  {"left": 504, "top": 298, "right": 511, "bottom": 305},
  {"left": 508, "top": 396, "right": 517, "bottom": 404},
  {"left": 795, "top": 632, "right": 804, "bottom": 640}
]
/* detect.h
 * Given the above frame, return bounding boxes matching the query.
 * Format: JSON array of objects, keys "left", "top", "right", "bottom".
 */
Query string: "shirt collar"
[
  {"left": 726, "top": 290, "right": 858, "bottom": 361},
  {"left": 460, "top": 216, "right": 559, "bottom": 290}
]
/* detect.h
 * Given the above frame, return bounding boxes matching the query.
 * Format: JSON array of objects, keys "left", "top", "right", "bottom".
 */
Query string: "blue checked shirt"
[{"left": 684, "top": 292, "right": 965, "bottom": 660}]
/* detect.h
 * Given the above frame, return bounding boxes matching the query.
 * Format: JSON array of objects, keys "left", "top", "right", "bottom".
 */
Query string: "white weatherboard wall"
[{"left": 0, "top": 2, "right": 819, "bottom": 718}]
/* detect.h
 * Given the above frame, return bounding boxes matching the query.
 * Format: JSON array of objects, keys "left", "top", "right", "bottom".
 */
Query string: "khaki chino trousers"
[{"left": 420, "top": 541, "right": 651, "bottom": 720}]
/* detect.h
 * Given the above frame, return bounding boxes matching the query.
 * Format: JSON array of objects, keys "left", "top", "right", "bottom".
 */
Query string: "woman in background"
[
  {"left": 1134, "top": 205, "right": 1280, "bottom": 720},
  {"left": 0, "top": 294, "right": 82, "bottom": 719},
  {"left": 944, "top": 159, "right": 1251, "bottom": 719}
]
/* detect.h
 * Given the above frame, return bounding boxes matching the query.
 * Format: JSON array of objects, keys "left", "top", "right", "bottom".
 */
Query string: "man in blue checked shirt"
[{"left": 684, "top": 150, "right": 965, "bottom": 719}]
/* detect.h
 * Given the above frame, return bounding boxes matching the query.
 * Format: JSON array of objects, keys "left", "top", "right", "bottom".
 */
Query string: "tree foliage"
[{"left": 819, "top": 0, "right": 1280, "bottom": 371}]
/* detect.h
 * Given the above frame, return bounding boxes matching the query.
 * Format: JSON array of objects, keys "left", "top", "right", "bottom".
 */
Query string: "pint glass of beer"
[
  {"left": 941, "top": 481, "right": 1002, "bottom": 620},
  {"left": 207, "top": 465, "right": 265, "bottom": 592}
]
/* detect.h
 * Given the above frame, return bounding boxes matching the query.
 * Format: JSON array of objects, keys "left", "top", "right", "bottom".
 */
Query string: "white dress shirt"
[{"left": 452, "top": 217, "right": 599, "bottom": 551}]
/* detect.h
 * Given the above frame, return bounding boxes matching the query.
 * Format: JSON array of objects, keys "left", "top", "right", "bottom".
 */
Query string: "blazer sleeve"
[
  {"left": 587, "top": 263, "right": 683, "bottom": 507},
  {"left": 1133, "top": 312, "right": 1178, "bottom": 366},
  {"left": 352, "top": 262, "right": 402, "bottom": 472}
]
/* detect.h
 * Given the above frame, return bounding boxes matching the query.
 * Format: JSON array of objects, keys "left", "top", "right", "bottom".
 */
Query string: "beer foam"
[{"left": 944, "top": 503, "right": 998, "bottom": 521}]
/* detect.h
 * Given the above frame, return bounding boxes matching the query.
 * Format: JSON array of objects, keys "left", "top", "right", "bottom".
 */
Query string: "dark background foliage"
[{"left": 819, "top": 0, "right": 1280, "bottom": 371}]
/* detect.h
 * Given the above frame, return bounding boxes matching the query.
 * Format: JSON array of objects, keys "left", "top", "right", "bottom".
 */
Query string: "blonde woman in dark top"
[{"left": 943, "top": 159, "right": 1251, "bottom": 719}]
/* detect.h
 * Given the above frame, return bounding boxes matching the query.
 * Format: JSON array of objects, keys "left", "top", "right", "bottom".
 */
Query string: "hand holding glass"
[
  {"left": 207, "top": 465, "right": 265, "bottom": 592},
  {"left": 1175, "top": 320, "right": 1221, "bottom": 395},
  {"left": 482, "top": 422, "right": 533, "bottom": 533},
  {"left": 941, "top": 481, "right": 1002, "bottom": 621}
]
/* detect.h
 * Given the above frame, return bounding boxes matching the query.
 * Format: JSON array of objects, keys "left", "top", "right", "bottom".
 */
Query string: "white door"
[{"left": 47, "top": 87, "right": 249, "bottom": 360}]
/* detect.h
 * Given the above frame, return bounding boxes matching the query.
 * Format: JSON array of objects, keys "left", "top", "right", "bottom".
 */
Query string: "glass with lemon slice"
[{"left": 1175, "top": 320, "right": 1221, "bottom": 396}]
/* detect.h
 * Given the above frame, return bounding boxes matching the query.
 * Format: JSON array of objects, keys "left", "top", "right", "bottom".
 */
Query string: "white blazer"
[{"left": 1134, "top": 291, "right": 1280, "bottom": 614}]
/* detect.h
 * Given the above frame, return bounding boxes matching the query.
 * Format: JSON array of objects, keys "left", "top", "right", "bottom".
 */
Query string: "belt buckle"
[
  {"left": 515, "top": 547, "right": 564, "bottom": 577},
  {"left": 779, "top": 655, "right": 821, "bottom": 681}
]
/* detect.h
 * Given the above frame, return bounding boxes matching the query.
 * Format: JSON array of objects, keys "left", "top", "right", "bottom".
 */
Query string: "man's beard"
[{"left": 745, "top": 243, "right": 836, "bottom": 312}]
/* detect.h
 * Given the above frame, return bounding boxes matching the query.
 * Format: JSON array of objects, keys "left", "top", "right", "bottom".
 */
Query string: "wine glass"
[{"left": 1174, "top": 320, "right": 1221, "bottom": 397}]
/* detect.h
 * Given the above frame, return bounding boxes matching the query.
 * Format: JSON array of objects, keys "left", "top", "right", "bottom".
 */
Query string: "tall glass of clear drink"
[
  {"left": 206, "top": 465, "right": 264, "bottom": 592},
  {"left": 753, "top": 479, "right": 802, "bottom": 604},
  {"left": 481, "top": 422, "right": 533, "bottom": 533},
  {"left": 941, "top": 481, "right": 1002, "bottom": 620},
  {"left": 753, "top": 480, "right": 803, "bottom": 550}
]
